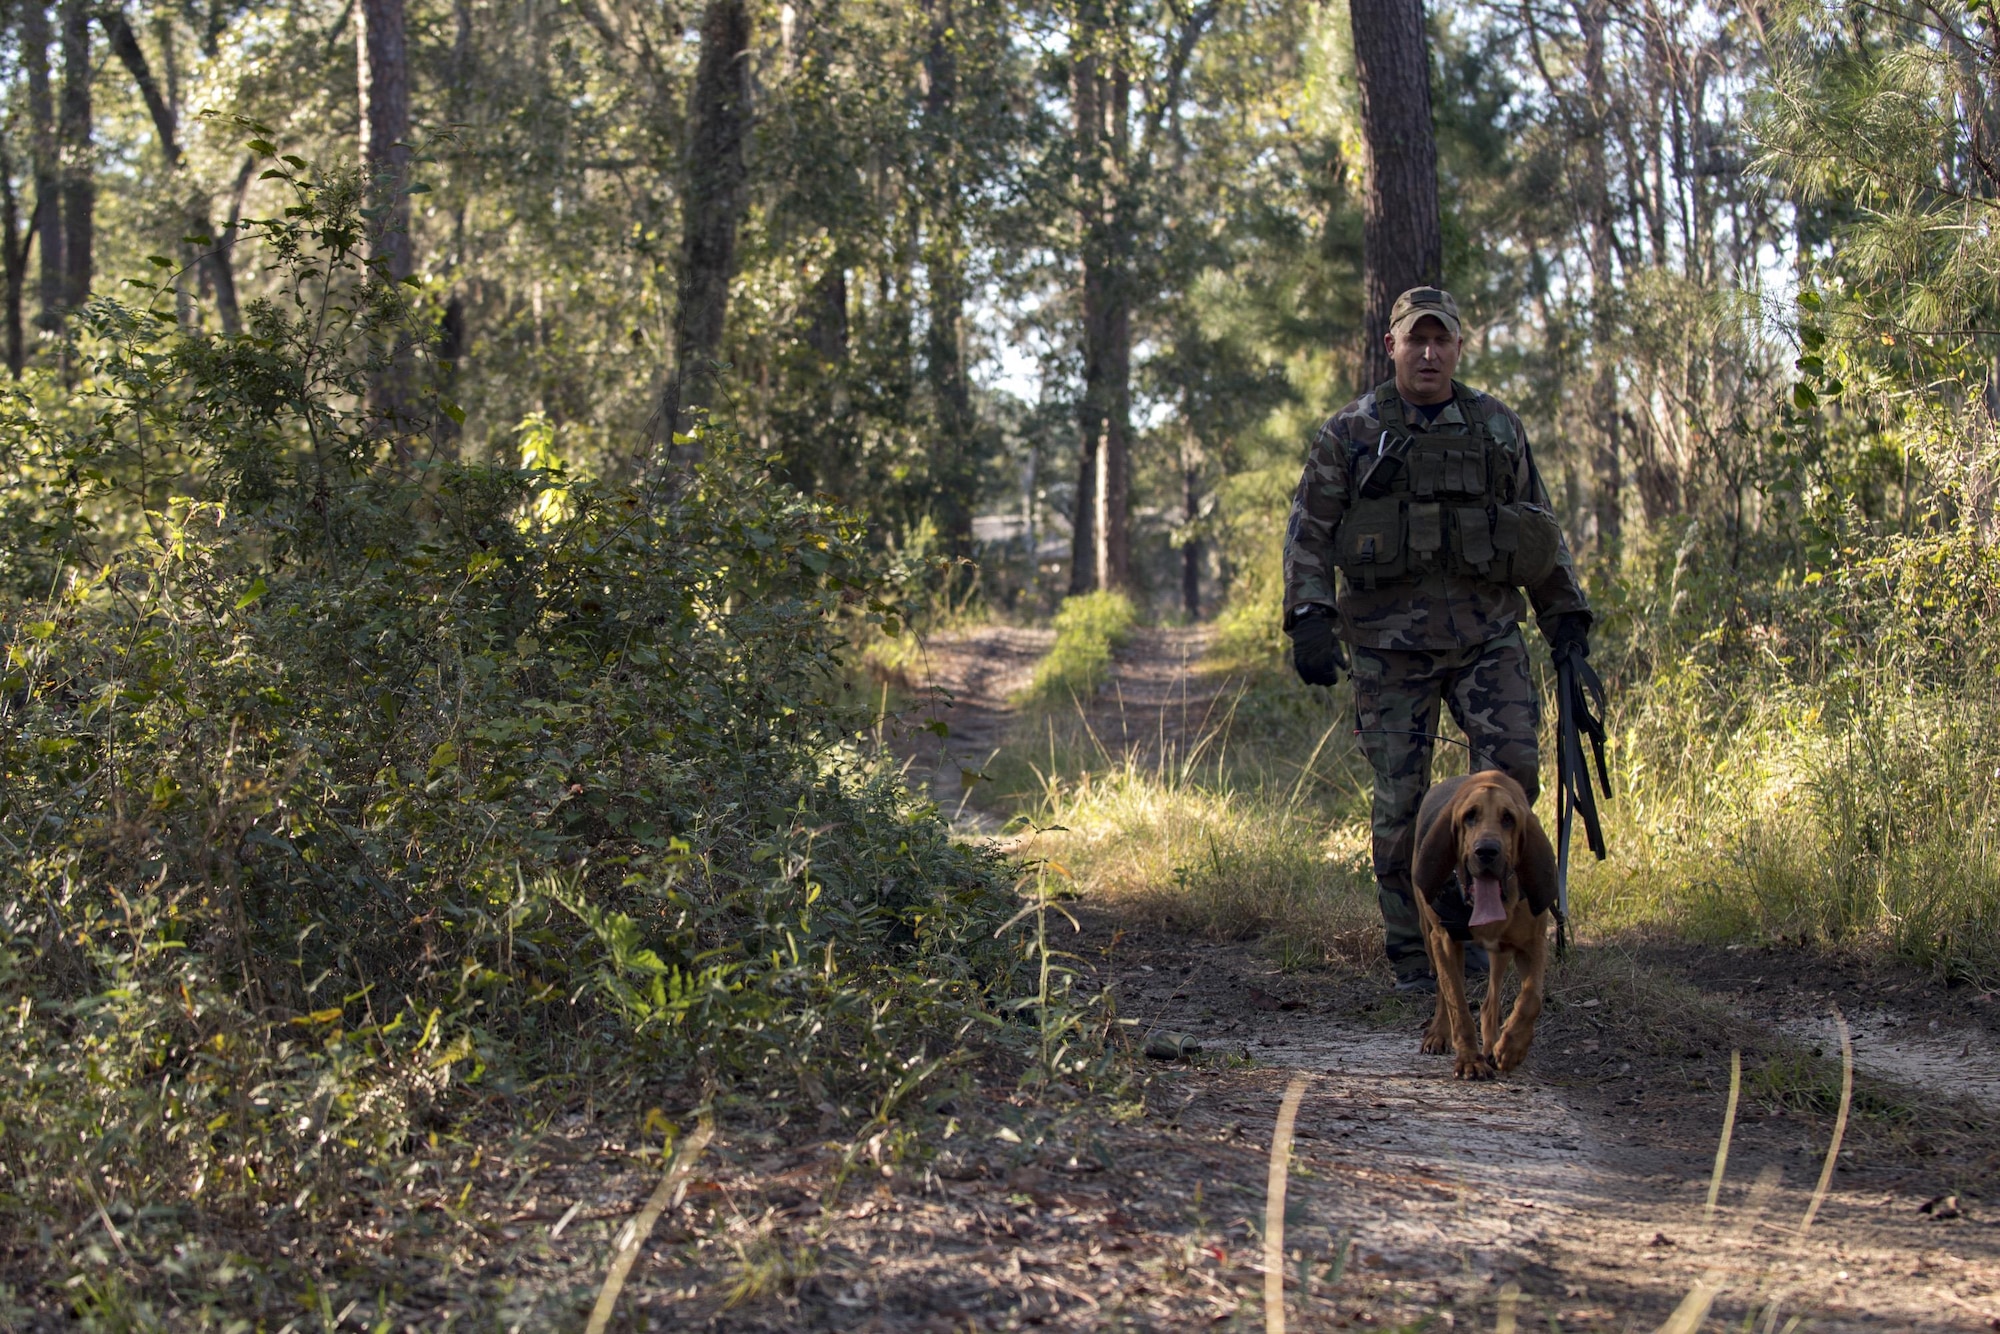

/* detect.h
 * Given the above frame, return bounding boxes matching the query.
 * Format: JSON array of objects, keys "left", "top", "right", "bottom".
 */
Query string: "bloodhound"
[{"left": 1410, "top": 771, "right": 1558, "bottom": 1080}]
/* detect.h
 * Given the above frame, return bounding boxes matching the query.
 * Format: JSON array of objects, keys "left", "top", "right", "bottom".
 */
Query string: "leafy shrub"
[
  {"left": 0, "top": 142, "right": 1018, "bottom": 1310},
  {"left": 1015, "top": 590, "right": 1137, "bottom": 708}
]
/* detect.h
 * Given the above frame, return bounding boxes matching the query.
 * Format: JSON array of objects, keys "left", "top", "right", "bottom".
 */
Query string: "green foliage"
[
  {"left": 1014, "top": 590, "right": 1138, "bottom": 708},
  {"left": 0, "top": 149, "right": 1024, "bottom": 1314}
]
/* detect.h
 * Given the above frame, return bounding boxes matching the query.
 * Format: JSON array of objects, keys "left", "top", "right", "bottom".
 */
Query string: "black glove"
[
  {"left": 1287, "top": 608, "right": 1347, "bottom": 686},
  {"left": 1545, "top": 611, "right": 1592, "bottom": 662}
]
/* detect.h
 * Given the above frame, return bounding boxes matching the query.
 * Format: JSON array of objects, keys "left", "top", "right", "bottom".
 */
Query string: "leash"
[{"left": 1553, "top": 645, "right": 1612, "bottom": 957}]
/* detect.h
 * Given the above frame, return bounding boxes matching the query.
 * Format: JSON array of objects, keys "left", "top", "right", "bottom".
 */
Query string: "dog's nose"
[{"left": 1471, "top": 838, "right": 1503, "bottom": 867}]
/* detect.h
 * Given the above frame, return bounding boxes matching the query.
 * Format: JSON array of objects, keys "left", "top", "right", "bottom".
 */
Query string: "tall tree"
[
  {"left": 922, "top": 0, "right": 976, "bottom": 555},
  {"left": 1067, "top": 2, "right": 1133, "bottom": 593},
  {"left": 103, "top": 6, "right": 242, "bottom": 334},
  {"left": 1349, "top": 0, "right": 1440, "bottom": 389},
  {"left": 358, "top": 0, "right": 413, "bottom": 426},
  {"left": 21, "top": 3, "right": 58, "bottom": 330},
  {"left": 662, "top": 0, "right": 752, "bottom": 450},
  {"left": 358, "top": 0, "right": 412, "bottom": 285},
  {"left": 56, "top": 0, "right": 90, "bottom": 313}
]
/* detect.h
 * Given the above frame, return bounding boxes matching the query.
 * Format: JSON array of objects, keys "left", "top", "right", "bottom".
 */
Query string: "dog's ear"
[
  {"left": 1518, "top": 807, "right": 1559, "bottom": 917},
  {"left": 1412, "top": 787, "right": 1463, "bottom": 897}
]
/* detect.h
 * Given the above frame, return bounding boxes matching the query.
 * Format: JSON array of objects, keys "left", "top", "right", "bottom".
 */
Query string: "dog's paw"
[
  {"left": 1453, "top": 1052, "right": 1496, "bottom": 1081},
  {"left": 1419, "top": 1024, "right": 1452, "bottom": 1055},
  {"left": 1493, "top": 1038, "right": 1531, "bottom": 1072}
]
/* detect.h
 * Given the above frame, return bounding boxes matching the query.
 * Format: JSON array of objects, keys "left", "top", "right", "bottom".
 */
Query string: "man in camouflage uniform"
[{"left": 1282, "top": 287, "right": 1591, "bottom": 992}]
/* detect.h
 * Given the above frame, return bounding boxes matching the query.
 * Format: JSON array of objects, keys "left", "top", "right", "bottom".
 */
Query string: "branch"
[
  {"left": 1139, "top": 0, "right": 1216, "bottom": 163},
  {"left": 103, "top": 7, "right": 180, "bottom": 167}
]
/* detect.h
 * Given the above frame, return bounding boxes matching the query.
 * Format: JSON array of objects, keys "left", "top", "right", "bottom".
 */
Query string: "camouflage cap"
[{"left": 1388, "top": 286, "right": 1462, "bottom": 340}]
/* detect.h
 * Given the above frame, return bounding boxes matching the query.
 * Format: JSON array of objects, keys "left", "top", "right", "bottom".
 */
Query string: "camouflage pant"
[{"left": 1350, "top": 627, "right": 1541, "bottom": 975}]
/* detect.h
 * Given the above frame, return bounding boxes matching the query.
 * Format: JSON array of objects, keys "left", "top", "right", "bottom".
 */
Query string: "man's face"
[{"left": 1386, "top": 316, "right": 1462, "bottom": 404}]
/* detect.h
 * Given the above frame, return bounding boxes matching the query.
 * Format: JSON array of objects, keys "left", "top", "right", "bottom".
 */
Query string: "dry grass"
[{"left": 1006, "top": 682, "right": 1382, "bottom": 969}]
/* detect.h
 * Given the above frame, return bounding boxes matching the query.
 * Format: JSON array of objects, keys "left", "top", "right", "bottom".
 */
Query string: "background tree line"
[{"left": 9, "top": 0, "right": 1971, "bottom": 629}]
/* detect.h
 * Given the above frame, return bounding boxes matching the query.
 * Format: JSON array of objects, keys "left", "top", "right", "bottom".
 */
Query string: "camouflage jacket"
[{"left": 1282, "top": 383, "right": 1589, "bottom": 650}]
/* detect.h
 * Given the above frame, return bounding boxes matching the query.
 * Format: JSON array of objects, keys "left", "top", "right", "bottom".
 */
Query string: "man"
[{"left": 1282, "top": 286, "right": 1591, "bottom": 993}]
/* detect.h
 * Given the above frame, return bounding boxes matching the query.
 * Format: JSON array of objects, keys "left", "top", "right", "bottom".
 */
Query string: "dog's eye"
[{"left": 1502, "top": 811, "right": 1515, "bottom": 828}]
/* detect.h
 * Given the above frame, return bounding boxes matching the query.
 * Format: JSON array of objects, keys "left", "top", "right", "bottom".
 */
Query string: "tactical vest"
[{"left": 1331, "top": 380, "right": 1562, "bottom": 591}]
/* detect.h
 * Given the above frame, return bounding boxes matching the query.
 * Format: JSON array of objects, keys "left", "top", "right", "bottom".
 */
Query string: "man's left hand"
[{"left": 1546, "top": 612, "right": 1591, "bottom": 661}]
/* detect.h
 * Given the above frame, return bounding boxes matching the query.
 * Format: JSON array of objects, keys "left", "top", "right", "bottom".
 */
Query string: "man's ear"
[
  {"left": 1412, "top": 792, "right": 1462, "bottom": 898},
  {"left": 1518, "top": 809, "right": 1559, "bottom": 917}
]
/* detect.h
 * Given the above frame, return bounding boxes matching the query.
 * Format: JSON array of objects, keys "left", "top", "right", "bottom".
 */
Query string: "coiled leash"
[{"left": 1553, "top": 645, "right": 1612, "bottom": 957}]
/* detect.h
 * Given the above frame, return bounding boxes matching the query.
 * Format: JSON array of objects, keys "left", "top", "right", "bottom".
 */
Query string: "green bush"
[
  {"left": 0, "top": 145, "right": 1019, "bottom": 1311},
  {"left": 1015, "top": 589, "right": 1138, "bottom": 708}
]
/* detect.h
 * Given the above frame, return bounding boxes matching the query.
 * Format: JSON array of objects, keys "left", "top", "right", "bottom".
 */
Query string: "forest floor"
[{"left": 315, "top": 629, "right": 2000, "bottom": 1332}]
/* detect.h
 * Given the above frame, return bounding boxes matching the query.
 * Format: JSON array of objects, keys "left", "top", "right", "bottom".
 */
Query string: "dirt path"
[
  {"left": 856, "top": 626, "right": 2000, "bottom": 1331},
  {"left": 885, "top": 624, "right": 1224, "bottom": 830},
  {"left": 420, "top": 629, "right": 2000, "bottom": 1331}
]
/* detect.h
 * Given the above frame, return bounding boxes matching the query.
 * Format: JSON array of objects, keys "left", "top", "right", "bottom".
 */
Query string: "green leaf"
[
  {"left": 1792, "top": 383, "right": 1819, "bottom": 410},
  {"left": 1799, "top": 290, "right": 1823, "bottom": 311},
  {"left": 428, "top": 741, "right": 459, "bottom": 773},
  {"left": 24, "top": 620, "right": 55, "bottom": 640},
  {"left": 259, "top": 169, "right": 292, "bottom": 182},
  {"left": 405, "top": 182, "right": 432, "bottom": 195},
  {"left": 234, "top": 576, "right": 268, "bottom": 610},
  {"left": 281, "top": 155, "right": 309, "bottom": 169},
  {"left": 181, "top": 233, "right": 214, "bottom": 246},
  {"left": 246, "top": 138, "right": 278, "bottom": 155},
  {"left": 1796, "top": 355, "right": 1825, "bottom": 376},
  {"left": 440, "top": 399, "right": 466, "bottom": 425},
  {"left": 147, "top": 255, "right": 175, "bottom": 268}
]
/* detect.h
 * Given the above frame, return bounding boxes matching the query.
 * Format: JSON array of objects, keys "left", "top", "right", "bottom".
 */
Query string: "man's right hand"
[{"left": 1287, "top": 608, "right": 1346, "bottom": 686}]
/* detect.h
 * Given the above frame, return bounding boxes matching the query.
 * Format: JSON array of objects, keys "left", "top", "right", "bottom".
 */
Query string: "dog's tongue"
[{"left": 1468, "top": 875, "right": 1507, "bottom": 927}]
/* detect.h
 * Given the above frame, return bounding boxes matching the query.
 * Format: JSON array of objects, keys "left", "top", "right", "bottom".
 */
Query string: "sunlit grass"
[
  {"left": 1004, "top": 673, "right": 1381, "bottom": 967},
  {"left": 1013, "top": 589, "right": 1137, "bottom": 709},
  {"left": 1570, "top": 662, "right": 2000, "bottom": 980}
]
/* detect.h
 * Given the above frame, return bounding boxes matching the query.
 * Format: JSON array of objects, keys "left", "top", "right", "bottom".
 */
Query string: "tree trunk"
[
  {"left": 1068, "top": 43, "right": 1103, "bottom": 595},
  {"left": 1349, "top": 0, "right": 1441, "bottom": 389},
  {"left": 358, "top": 0, "right": 414, "bottom": 432},
  {"left": 20, "top": 3, "right": 59, "bottom": 334},
  {"left": 0, "top": 143, "right": 24, "bottom": 377},
  {"left": 1580, "top": 0, "right": 1621, "bottom": 552},
  {"left": 922, "top": 0, "right": 975, "bottom": 556},
  {"left": 663, "top": 0, "right": 752, "bottom": 452},
  {"left": 358, "top": 0, "right": 412, "bottom": 284},
  {"left": 1069, "top": 24, "right": 1133, "bottom": 594},
  {"left": 57, "top": 0, "right": 92, "bottom": 315}
]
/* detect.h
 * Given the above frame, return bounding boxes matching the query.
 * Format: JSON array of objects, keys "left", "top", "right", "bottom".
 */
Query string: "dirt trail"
[{"left": 864, "top": 627, "right": 2000, "bottom": 1331}]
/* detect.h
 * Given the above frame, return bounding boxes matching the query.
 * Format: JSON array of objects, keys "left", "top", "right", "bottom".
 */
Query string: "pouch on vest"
[
  {"left": 1455, "top": 506, "right": 1496, "bottom": 572},
  {"left": 1491, "top": 503, "right": 1562, "bottom": 586},
  {"left": 1407, "top": 502, "right": 1444, "bottom": 566},
  {"left": 1335, "top": 496, "right": 1406, "bottom": 587}
]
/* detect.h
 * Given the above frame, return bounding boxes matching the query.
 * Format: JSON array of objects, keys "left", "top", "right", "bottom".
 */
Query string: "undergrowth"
[
  {"left": 1012, "top": 589, "right": 1136, "bottom": 709},
  {"left": 0, "top": 141, "right": 1038, "bottom": 1324}
]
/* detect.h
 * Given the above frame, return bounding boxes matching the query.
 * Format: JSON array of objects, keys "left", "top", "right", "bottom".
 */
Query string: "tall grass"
[
  {"left": 1011, "top": 677, "right": 1382, "bottom": 966},
  {"left": 1014, "top": 590, "right": 1137, "bottom": 708},
  {"left": 1571, "top": 525, "right": 2000, "bottom": 979},
  {"left": 1573, "top": 659, "right": 2000, "bottom": 976}
]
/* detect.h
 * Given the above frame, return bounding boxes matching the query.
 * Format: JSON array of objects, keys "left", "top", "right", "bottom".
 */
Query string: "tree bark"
[
  {"left": 0, "top": 142, "right": 25, "bottom": 377},
  {"left": 20, "top": 3, "right": 60, "bottom": 334},
  {"left": 358, "top": 0, "right": 414, "bottom": 433},
  {"left": 1580, "top": 0, "right": 1621, "bottom": 552},
  {"left": 1068, "top": 21, "right": 1133, "bottom": 594},
  {"left": 1067, "top": 43, "right": 1103, "bottom": 594},
  {"left": 663, "top": 0, "right": 752, "bottom": 451},
  {"left": 358, "top": 0, "right": 412, "bottom": 285},
  {"left": 922, "top": 0, "right": 975, "bottom": 556},
  {"left": 1350, "top": 0, "right": 1441, "bottom": 389},
  {"left": 57, "top": 0, "right": 92, "bottom": 314}
]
